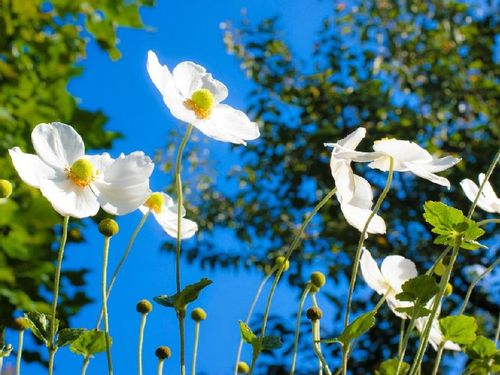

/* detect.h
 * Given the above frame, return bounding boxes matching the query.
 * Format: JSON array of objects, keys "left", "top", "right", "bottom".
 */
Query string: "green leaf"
[
  {"left": 261, "top": 335, "right": 282, "bottom": 350},
  {"left": 465, "top": 336, "right": 498, "bottom": 359},
  {"left": 0, "top": 344, "right": 13, "bottom": 358},
  {"left": 338, "top": 311, "right": 376, "bottom": 344},
  {"left": 24, "top": 311, "right": 58, "bottom": 346},
  {"left": 395, "top": 306, "right": 431, "bottom": 319},
  {"left": 69, "top": 329, "right": 109, "bottom": 358},
  {"left": 439, "top": 315, "right": 477, "bottom": 345},
  {"left": 396, "top": 275, "right": 439, "bottom": 304},
  {"left": 154, "top": 278, "right": 213, "bottom": 310},
  {"left": 57, "top": 328, "right": 86, "bottom": 347},
  {"left": 238, "top": 321, "right": 257, "bottom": 344},
  {"left": 375, "top": 358, "right": 410, "bottom": 375}
]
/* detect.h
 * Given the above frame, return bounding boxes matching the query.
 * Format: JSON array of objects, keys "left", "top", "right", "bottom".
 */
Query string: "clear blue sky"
[{"left": 4, "top": 1, "right": 334, "bottom": 374}]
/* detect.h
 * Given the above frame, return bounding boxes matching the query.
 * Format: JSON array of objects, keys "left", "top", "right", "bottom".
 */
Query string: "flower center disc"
[
  {"left": 144, "top": 192, "right": 165, "bottom": 213},
  {"left": 69, "top": 158, "right": 94, "bottom": 187},
  {"left": 184, "top": 88, "right": 215, "bottom": 120}
]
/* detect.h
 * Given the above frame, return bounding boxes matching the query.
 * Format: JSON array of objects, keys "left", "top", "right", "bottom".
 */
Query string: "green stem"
[
  {"left": 16, "top": 330, "right": 24, "bottom": 375},
  {"left": 344, "top": 158, "right": 394, "bottom": 329},
  {"left": 158, "top": 360, "right": 164, "bottom": 375},
  {"left": 459, "top": 256, "right": 500, "bottom": 315},
  {"left": 290, "top": 284, "right": 311, "bottom": 375},
  {"left": 395, "top": 310, "right": 418, "bottom": 375},
  {"left": 467, "top": 150, "right": 500, "bottom": 218},
  {"left": 138, "top": 314, "right": 147, "bottom": 375},
  {"left": 191, "top": 321, "right": 200, "bottom": 375},
  {"left": 175, "top": 124, "right": 193, "bottom": 375},
  {"left": 477, "top": 218, "right": 500, "bottom": 226},
  {"left": 234, "top": 267, "right": 277, "bottom": 375},
  {"left": 102, "top": 236, "right": 113, "bottom": 375},
  {"left": 398, "top": 320, "right": 406, "bottom": 357},
  {"left": 430, "top": 344, "right": 445, "bottom": 375},
  {"left": 311, "top": 293, "right": 323, "bottom": 375},
  {"left": 97, "top": 211, "right": 151, "bottom": 328},
  {"left": 81, "top": 357, "right": 90, "bottom": 375},
  {"left": 312, "top": 320, "right": 332, "bottom": 375},
  {"left": 48, "top": 215, "right": 69, "bottom": 375},
  {"left": 426, "top": 246, "right": 451, "bottom": 276},
  {"left": 495, "top": 312, "right": 500, "bottom": 345}
]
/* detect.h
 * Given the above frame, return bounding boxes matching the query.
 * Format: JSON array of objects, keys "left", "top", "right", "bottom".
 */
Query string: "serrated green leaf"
[
  {"left": 261, "top": 335, "right": 282, "bottom": 350},
  {"left": 154, "top": 278, "right": 213, "bottom": 310},
  {"left": 57, "top": 328, "right": 86, "bottom": 347},
  {"left": 239, "top": 321, "right": 257, "bottom": 344},
  {"left": 439, "top": 315, "right": 477, "bottom": 345},
  {"left": 466, "top": 336, "right": 498, "bottom": 359},
  {"left": 375, "top": 358, "right": 410, "bottom": 375},
  {"left": 0, "top": 344, "right": 13, "bottom": 358},
  {"left": 338, "top": 311, "right": 375, "bottom": 344},
  {"left": 395, "top": 306, "right": 431, "bottom": 318},
  {"left": 396, "top": 275, "right": 439, "bottom": 304},
  {"left": 69, "top": 329, "right": 109, "bottom": 358},
  {"left": 24, "top": 311, "right": 58, "bottom": 346}
]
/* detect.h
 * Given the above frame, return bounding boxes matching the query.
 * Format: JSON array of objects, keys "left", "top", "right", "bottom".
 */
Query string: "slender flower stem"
[
  {"left": 430, "top": 344, "right": 445, "bottom": 375},
  {"left": 467, "top": 150, "right": 500, "bottom": 218},
  {"left": 97, "top": 211, "right": 151, "bottom": 328},
  {"left": 290, "top": 284, "right": 311, "bottom": 375},
  {"left": 395, "top": 309, "right": 419, "bottom": 374},
  {"left": 81, "top": 357, "right": 90, "bottom": 375},
  {"left": 102, "top": 236, "right": 113, "bottom": 375},
  {"left": 234, "top": 267, "right": 278, "bottom": 375},
  {"left": 344, "top": 158, "right": 394, "bottom": 329},
  {"left": 398, "top": 320, "right": 406, "bottom": 357},
  {"left": 158, "top": 360, "right": 164, "bottom": 375},
  {"left": 175, "top": 124, "right": 193, "bottom": 375},
  {"left": 311, "top": 293, "right": 323, "bottom": 375},
  {"left": 191, "top": 321, "right": 200, "bottom": 375},
  {"left": 312, "top": 320, "right": 332, "bottom": 375},
  {"left": 426, "top": 246, "right": 451, "bottom": 276},
  {"left": 48, "top": 215, "right": 70, "bottom": 375},
  {"left": 138, "top": 314, "right": 148, "bottom": 375},
  {"left": 477, "top": 218, "right": 500, "bottom": 226},
  {"left": 459, "top": 256, "right": 500, "bottom": 315},
  {"left": 1, "top": 357, "right": 4, "bottom": 375},
  {"left": 494, "top": 312, "right": 500, "bottom": 345},
  {"left": 16, "top": 330, "right": 24, "bottom": 375}
]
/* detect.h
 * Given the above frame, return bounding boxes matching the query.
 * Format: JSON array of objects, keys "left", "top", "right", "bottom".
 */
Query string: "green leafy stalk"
[
  {"left": 290, "top": 284, "right": 311, "bottom": 375},
  {"left": 138, "top": 314, "right": 148, "bottom": 375},
  {"left": 234, "top": 266, "right": 278, "bottom": 375},
  {"left": 98, "top": 210, "right": 151, "bottom": 328},
  {"left": 48, "top": 215, "right": 70, "bottom": 375},
  {"left": 16, "top": 330, "right": 24, "bottom": 375},
  {"left": 101, "top": 236, "right": 113, "bottom": 375},
  {"left": 191, "top": 321, "right": 200, "bottom": 375},
  {"left": 175, "top": 124, "right": 193, "bottom": 375}
]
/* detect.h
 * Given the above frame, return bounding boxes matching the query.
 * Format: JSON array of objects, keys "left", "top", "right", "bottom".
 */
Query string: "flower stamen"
[
  {"left": 184, "top": 88, "right": 215, "bottom": 120},
  {"left": 67, "top": 158, "right": 94, "bottom": 187}
]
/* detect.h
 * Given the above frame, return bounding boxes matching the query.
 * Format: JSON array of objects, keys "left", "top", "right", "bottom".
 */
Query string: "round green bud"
[
  {"left": 155, "top": 346, "right": 171, "bottom": 360},
  {"left": 237, "top": 361, "right": 250, "bottom": 373},
  {"left": 306, "top": 306, "right": 323, "bottom": 321},
  {"left": 444, "top": 283, "right": 453, "bottom": 297},
  {"left": 434, "top": 260, "right": 446, "bottom": 276},
  {"left": 13, "top": 317, "right": 29, "bottom": 331},
  {"left": 275, "top": 256, "right": 290, "bottom": 271},
  {"left": 0, "top": 179, "right": 13, "bottom": 198},
  {"left": 98, "top": 218, "right": 119, "bottom": 237},
  {"left": 69, "top": 158, "right": 94, "bottom": 186},
  {"left": 144, "top": 192, "right": 165, "bottom": 213},
  {"left": 191, "top": 307, "right": 207, "bottom": 322},
  {"left": 310, "top": 271, "right": 326, "bottom": 289},
  {"left": 136, "top": 299, "right": 153, "bottom": 314},
  {"left": 191, "top": 89, "right": 215, "bottom": 111}
]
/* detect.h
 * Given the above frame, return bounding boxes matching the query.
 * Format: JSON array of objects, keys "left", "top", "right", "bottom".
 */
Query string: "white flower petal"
[
  {"left": 380, "top": 255, "right": 417, "bottom": 294},
  {"left": 331, "top": 145, "right": 384, "bottom": 162},
  {"left": 416, "top": 156, "right": 461, "bottom": 173},
  {"left": 386, "top": 295, "right": 413, "bottom": 319},
  {"left": 405, "top": 162, "right": 451, "bottom": 188},
  {"left": 360, "top": 248, "right": 387, "bottom": 295},
  {"left": 417, "top": 317, "right": 461, "bottom": 352},
  {"left": 172, "top": 61, "right": 205, "bottom": 98},
  {"left": 332, "top": 162, "right": 355, "bottom": 203},
  {"left": 373, "top": 139, "right": 432, "bottom": 163},
  {"left": 337, "top": 127, "right": 366, "bottom": 149},
  {"left": 101, "top": 151, "right": 154, "bottom": 187},
  {"left": 202, "top": 73, "right": 228, "bottom": 103},
  {"left": 86, "top": 153, "right": 114, "bottom": 174},
  {"left": 340, "top": 203, "right": 386, "bottom": 234},
  {"left": 154, "top": 212, "right": 198, "bottom": 239},
  {"left": 32, "top": 122, "right": 84, "bottom": 169},
  {"left": 93, "top": 181, "right": 151, "bottom": 216},
  {"left": 9, "top": 147, "right": 56, "bottom": 188},
  {"left": 348, "top": 175, "right": 373, "bottom": 209},
  {"left": 478, "top": 173, "right": 500, "bottom": 212},
  {"left": 40, "top": 177, "right": 99, "bottom": 218}
]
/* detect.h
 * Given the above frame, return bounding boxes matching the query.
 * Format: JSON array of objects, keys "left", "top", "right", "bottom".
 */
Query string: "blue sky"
[{"left": 4, "top": 1, "right": 334, "bottom": 374}]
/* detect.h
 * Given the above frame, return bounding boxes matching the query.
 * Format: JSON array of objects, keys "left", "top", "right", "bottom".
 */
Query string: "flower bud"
[
  {"left": 191, "top": 307, "right": 207, "bottom": 322},
  {"left": 434, "top": 260, "right": 446, "bottom": 276},
  {"left": 136, "top": 299, "right": 153, "bottom": 314},
  {"left": 155, "top": 346, "right": 171, "bottom": 360},
  {"left": 310, "top": 271, "right": 326, "bottom": 289},
  {"left": 275, "top": 256, "right": 289, "bottom": 271},
  {"left": 444, "top": 283, "right": 453, "bottom": 296},
  {"left": 0, "top": 179, "right": 12, "bottom": 199},
  {"left": 98, "top": 218, "right": 119, "bottom": 237},
  {"left": 237, "top": 361, "right": 250, "bottom": 373},
  {"left": 13, "top": 317, "right": 29, "bottom": 331},
  {"left": 306, "top": 306, "right": 323, "bottom": 321}
]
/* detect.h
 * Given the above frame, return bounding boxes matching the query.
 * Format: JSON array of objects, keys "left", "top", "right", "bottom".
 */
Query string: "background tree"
[
  {"left": 0, "top": 0, "right": 153, "bottom": 362},
  {"left": 168, "top": 0, "right": 499, "bottom": 373}
]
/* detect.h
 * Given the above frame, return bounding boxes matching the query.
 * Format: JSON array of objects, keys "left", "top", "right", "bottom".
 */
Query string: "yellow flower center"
[
  {"left": 68, "top": 158, "right": 94, "bottom": 187},
  {"left": 184, "top": 88, "right": 215, "bottom": 120},
  {"left": 144, "top": 192, "right": 165, "bottom": 213}
]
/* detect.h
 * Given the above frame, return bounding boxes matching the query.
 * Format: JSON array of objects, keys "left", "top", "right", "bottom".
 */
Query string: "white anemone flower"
[
  {"left": 460, "top": 173, "right": 500, "bottom": 214},
  {"left": 9, "top": 122, "right": 154, "bottom": 218},
  {"left": 140, "top": 192, "right": 198, "bottom": 239},
  {"left": 325, "top": 128, "right": 386, "bottom": 234},
  {"left": 415, "top": 315, "right": 461, "bottom": 352},
  {"left": 332, "top": 138, "right": 461, "bottom": 188},
  {"left": 146, "top": 51, "right": 260, "bottom": 145},
  {"left": 360, "top": 248, "right": 417, "bottom": 319}
]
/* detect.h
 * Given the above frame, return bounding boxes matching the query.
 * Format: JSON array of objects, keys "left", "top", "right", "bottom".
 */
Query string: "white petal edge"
[
  {"left": 340, "top": 203, "right": 386, "bottom": 234},
  {"left": 380, "top": 255, "right": 418, "bottom": 294},
  {"left": 360, "top": 248, "right": 387, "bottom": 295},
  {"left": 9, "top": 147, "right": 57, "bottom": 188},
  {"left": 172, "top": 61, "right": 206, "bottom": 98}
]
